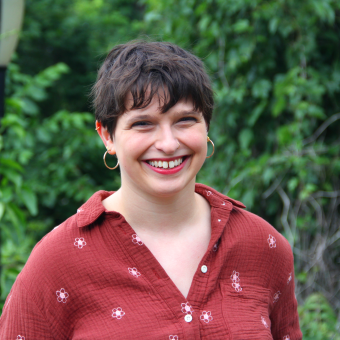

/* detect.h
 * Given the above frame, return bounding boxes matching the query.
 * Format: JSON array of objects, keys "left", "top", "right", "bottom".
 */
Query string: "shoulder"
[
  {"left": 228, "top": 207, "right": 293, "bottom": 264},
  {"left": 18, "top": 190, "right": 114, "bottom": 289},
  {"left": 197, "top": 183, "right": 294, "bottom": 274},
  {"left": 226, "top": 202, "right": 294, "bottom": 290},
  {"left": 203, "top": 183, "right": 292, "bottom": 256},
  {"left": 19, "top": 214, "right": 79, "bottom": 286}
]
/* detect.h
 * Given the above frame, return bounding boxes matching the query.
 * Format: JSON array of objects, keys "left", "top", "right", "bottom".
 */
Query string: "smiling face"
[{"left": 99, "top": 94, "right": 208, "bottom": 199}]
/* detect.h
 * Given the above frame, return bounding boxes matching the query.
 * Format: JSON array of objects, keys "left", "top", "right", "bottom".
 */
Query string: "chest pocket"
[{"left": 220, "top": 283, "right": 273, "bottom": 340}]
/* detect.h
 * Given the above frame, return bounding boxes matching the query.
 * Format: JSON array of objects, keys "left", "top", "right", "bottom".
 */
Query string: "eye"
[
  {"left": 178, "top": 116, "right": 198, "bottom": 123},
  {"left": 131, "top": 121, "right": 152, "bottom": 127}
]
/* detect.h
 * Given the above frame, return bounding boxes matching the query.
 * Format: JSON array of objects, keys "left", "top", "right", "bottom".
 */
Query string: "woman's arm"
[
  {"left": 270, "top": 263, "right": 302, "bottom": 340},
  {"left": 0, "top": 275, "right": 55, "bottom": 339}
]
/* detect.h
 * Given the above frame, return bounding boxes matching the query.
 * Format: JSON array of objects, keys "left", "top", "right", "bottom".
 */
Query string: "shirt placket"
[
  {"left": 186, "top": 201, "right": 233, "bottom": 339},
  {"left": 108, "top": 217, "right": 189, "bottom": 338}
]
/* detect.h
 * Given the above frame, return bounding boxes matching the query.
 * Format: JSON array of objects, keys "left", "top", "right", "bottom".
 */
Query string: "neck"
[{"left": 104, "top": 180, "right": 203, "bottom": 236}]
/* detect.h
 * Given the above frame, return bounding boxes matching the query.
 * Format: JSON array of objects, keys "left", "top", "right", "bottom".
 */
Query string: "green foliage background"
[{"left": 1, "top": 0, "right": 340, "bottom": 337}]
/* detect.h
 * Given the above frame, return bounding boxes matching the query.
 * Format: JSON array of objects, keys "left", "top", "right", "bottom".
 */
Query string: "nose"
[{"left": 154, "top": 126, "right": 179, "bottom": 155}]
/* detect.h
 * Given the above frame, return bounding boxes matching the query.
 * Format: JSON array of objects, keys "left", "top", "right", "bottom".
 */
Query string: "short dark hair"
[{"left": 92, "top": 40, "right": 214, "bottom": 137}]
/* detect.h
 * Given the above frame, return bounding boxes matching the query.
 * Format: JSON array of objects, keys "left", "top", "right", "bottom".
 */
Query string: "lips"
[{"left": 143, "top": 156, "right": 189, "bottom": 175}]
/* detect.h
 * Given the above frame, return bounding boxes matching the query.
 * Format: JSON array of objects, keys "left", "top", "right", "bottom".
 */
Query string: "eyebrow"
[
  {"left": 177, "top": 110, "right": 201, "bottom": 116},
  {"left": 126, "top": 110, "right": 201, "bottom": 124}
]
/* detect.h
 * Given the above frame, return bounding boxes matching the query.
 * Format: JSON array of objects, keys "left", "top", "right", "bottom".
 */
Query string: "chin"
[{"left": 142, "top": 178, "right": 194, "bottom": 198}]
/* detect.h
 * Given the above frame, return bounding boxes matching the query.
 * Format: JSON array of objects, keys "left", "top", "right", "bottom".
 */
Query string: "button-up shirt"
[{"left": 0, "top": 184, "right": 302, "bottom": 339}]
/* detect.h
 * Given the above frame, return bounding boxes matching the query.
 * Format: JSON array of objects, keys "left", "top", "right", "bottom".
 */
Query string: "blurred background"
[{"left": 0, "top": 0, "right": 339, "bottom": 338}]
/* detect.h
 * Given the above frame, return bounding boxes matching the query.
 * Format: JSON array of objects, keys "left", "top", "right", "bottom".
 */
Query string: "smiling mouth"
[{"left": 146, "top": 157, "right": 186, "bottom": 169}]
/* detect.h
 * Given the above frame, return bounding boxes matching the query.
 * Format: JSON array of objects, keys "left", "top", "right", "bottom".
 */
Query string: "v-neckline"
[{"left": 102, "top": 186, "right": 234, "bottom": 306}]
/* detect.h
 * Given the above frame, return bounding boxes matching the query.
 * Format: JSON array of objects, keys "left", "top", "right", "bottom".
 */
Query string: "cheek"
[
  {"left": 189, "top": 134, "right": 207, "bottom": 154},
  {"left": 116, "top": 134, "right": 150, "bottom": 163}
]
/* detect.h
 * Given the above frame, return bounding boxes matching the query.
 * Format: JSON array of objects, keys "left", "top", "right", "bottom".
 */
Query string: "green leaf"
[
  {"left": 0, "top": 202, "right": 5, "bottom": 220},
  {"left": 297, "top": 271, "right": 308, "bottom": 284},
  {"left": 248, "top": 99, "right": 267, "bottom": 126},
  {"left": 2, "top": 170, "right": 22, "bottom": 188},
  {"left": 19, "top": 186, "right": 38, "bottom": 216},
  {"left": 233, "top": 19, "right": 250, "bottom": 33},
  {"left": 287, "top": 177, "right": 299, "bottom": 192},
  {"left": 252, "top": 79, "right": 272, "bottom": 99},
  {"left": 0, "top": 158, "right": 23, "bottom": 172},
  {"left": 238, "top": 128, "right": 253, "bottom": 150},
  {"left": 272, "top": 96, "right": 286, "bottom": 117},
  {"left": 269, "top": 17, "right": 279, "bottom": 33}
]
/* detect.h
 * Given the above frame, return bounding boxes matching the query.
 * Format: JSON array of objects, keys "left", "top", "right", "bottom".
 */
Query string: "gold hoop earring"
[
  {"left": 206, "top": 136, "right": 214, "bottom": 158},
  {"left": 103, "top": 151, "right": 119, "bottom": 170}
]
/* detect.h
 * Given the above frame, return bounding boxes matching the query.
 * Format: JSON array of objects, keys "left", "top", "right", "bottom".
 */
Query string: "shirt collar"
[
  {"left": 76, "top": 190, "right": 113, "bottom": 228},
  {"left": 195, "top": 183, "right": 246, "bottom": 209},
  {"left": 76, "top": 184, "right": 245, "bottom": 228}
]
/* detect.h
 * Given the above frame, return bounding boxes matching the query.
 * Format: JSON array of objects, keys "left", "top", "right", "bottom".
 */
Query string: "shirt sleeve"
[
  {"left": 270, "top": 264, "right": 303, "bottom": 340},
  {"left": 0, "top": 275, "right": 54, "bottom": 339}
]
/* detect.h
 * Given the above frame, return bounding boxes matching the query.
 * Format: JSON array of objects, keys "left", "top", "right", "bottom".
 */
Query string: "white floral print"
[
  {"left": 132, "top": 234, "right": 143, "bottom": 246},
  {"left": 273, "top": 291, "right": 281, "bottom": 303},
  {"left": 112, "top": 307, "right": 125, "bottom": 319},
  {"left": 230, "top": 270, "right": 240, "bottom": 282},
  {"left": 230, "top": 270, "right": 242, "bottom": 292},
  {"left": 232, "top": 281, "right": 242, "bottom": 292},
  {"left": 74, "top": 237, "right": 86, "bottom": 249},
  {"left": 181, "top": 302, "right": 193, "bottom": 314},
  {"left": 56, "top": 288, "right": 69, "bottom": 303},
  {"left": 267, "top": 234, "right": 276, "bottom": 248},
  {"left": 169, "top": 336, "right": 178, "bottom": 340},
  {"left": 218, "top": 219, "right": 221, "bottom": 222},
  {"left": 206, "top": 190, "right": 212, "bottom": 196},
  {"left": 16, "top": 336, "right": 25, "bottom": 340},
  {"left": 261, "top": 316, "right": 269, "bottom": 328},
  {"left": 222, "top": 201, "right": 226, "bottom": 205},
  {"left": 287, "top": 272, "right": 292, "bottom": 284},
  {"left": 128, "top": 267, "right": 141, "bottom": 278},
  {"left": 200, "top": 311, "right": 213, "bottom": 323},
  {"left": 283, "top": 336, "right": 291, "bottom": 340},
  {"left": 77, "top": 208, "right": 84, "bottom": 213}
]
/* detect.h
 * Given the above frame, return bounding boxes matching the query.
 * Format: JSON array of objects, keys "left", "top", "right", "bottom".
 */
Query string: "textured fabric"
[{"left": 0, "top": 184, "right": 302, "bottom": 340}]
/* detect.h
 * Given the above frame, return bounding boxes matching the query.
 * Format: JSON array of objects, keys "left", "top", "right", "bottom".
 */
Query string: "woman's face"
[{"left": 101, "top": 94, "right": 208, "bottom": 198}]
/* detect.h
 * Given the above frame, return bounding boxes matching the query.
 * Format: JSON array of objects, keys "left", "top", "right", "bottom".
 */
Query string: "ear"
[{"left": 96, "top": 121, "right": 116, "bottom": 155}]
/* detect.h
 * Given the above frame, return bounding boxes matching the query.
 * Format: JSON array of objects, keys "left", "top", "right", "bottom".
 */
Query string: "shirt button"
[
  {"left": 184, "top": 314, "right": 193, "bottom": 322},
  {"left": 201, "top": 265, "right": 208, "bottom": 273}
]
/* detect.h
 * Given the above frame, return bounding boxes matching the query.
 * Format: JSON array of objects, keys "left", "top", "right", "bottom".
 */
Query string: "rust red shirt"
[{"left": 0, "top": 184, "right": 302, "bottom": 339}]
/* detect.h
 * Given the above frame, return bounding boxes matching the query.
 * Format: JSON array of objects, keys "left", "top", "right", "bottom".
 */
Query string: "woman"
[{"left": 0, "top": 41, "right": 302, "bottom": 339}]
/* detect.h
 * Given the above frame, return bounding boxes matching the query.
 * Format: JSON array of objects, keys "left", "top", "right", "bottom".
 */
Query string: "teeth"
[{"left": 148, "top": 157, "right": 184, "bottom": 169}]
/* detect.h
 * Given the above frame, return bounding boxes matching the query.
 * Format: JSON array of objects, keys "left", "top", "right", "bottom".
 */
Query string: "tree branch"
[
  {"left": 312, "top": 190, "right": 340, "bottom": 199},
  {"left": 262, "top": 174, "right": 284, "bottom": 199},
  {"left": 277, "top": 185, "right": 294, "bottom": 245},
  {"left": 307, "top": 196, "right": 324, "bottom": 229},
  {"left": 303, "top": 112, "right": 340, "bottom": 145}
]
